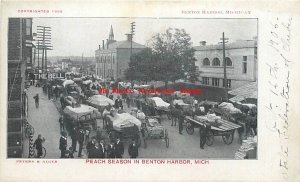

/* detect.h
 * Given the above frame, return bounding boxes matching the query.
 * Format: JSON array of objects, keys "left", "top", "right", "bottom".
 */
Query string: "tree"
[
  {"left": 124, "top": 48, "right": 154, "bottom": 82},
  {"left": 185, "top": 57, "right": 199, "bottom": 83},
  {"left": 125, "top": 28, "right": 196, "bottom": 85},
  {"left": 149, "top": 28, "right": 195, "bottom": 86}
]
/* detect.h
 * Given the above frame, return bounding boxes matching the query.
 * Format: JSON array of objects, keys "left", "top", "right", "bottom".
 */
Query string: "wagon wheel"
[
  {"left": 165, "top": 130, "right": 169, "bottom": 148},
  {"left": 185, "top": 122, "right": 194, "bottom": 135},
  {"left": 206, "top": 130, "right": 214, "bottom": 146},
  {"left": 222, "top": 130, "right": 234, "bottom": 145},
  {"left": 41, "top": 147, "right": 46, "bottom": 158}
]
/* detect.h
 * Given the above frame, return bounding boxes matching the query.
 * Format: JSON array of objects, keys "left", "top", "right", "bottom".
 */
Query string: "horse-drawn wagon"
[
  {"left": 185, "top": 115, "right": 241, "bottom": 146},
  {"left": 63, "top": 104, "right": 101, "bottom": 130},
  {"left": 141, "top": 117, "right": 169, "bottom": 148},
  {"left": 105, "top": 111, "right": 143, "bottom": 147}
]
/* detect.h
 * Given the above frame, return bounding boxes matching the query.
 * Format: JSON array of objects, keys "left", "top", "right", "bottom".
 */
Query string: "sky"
[{"left": 33, "top": 18, "right": 257, "bottom": 57}]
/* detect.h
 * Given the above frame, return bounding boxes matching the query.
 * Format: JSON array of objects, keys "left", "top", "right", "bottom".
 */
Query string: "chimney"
[
  {"left": 200, "top": 41, "right": 206, "bottom": 46},
  {"left": 102, "top": 40, "right": 105, "bottom": 49},
  {"left": 106, "top": 39, "right": 109, "bottom": 49}
]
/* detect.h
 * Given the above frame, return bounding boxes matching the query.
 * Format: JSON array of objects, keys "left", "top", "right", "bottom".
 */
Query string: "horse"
[{"left": 170, "top": 107, "right": 181, "bottom": 126}]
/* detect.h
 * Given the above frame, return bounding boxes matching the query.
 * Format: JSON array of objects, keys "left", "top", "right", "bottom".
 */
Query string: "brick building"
[
  {"left": 7, "top": 18, "right": 33, "bottom": 158},
  {"left": 95, "top": 26, "right": 147, "bottom": 80},
  {"left": 194, "top": 39, "right": 257, "bottom": 89}
]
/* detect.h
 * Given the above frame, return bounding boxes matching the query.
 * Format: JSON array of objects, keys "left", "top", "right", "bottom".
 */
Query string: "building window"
[
  {"left": 203, "top": 58, "right": 210, "bottom": 66},
  {"left": 119, "top": 69, "right": 122, "bottom": 75},
  {"left": 111, "top": 69, "right": 114, "bottom": 77},
  {"left": 243, "top": 56, "right": 247, "bottom": 73},
  {"left": 112, "top": 56, "right": 115, "bottom": 64},
  {"left": 25, "top": 19, "right": 31, "bottom": 36},
  {"left": 225, "top": 57, "right": 232, "bottom": 66},
  {"left": 202, "top": 77, "right": 209, "bottom": 85},
  {"left": 223, "top": 79, "right": 231, "bottom": 88},
  {"left": 212, "top": 78, "right": 220, "bottom": 86},
  {"left": 212, "top": 58, "right": 220, "bottom": 66}
]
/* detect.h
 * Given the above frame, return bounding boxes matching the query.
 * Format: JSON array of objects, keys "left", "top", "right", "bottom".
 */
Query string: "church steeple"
[{"left": 109, "top": 25, "right": 114, "bottom": 41}]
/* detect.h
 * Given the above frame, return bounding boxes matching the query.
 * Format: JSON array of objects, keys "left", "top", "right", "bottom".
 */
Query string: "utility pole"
[
  {"left": 130, "top": 22, "right": 136, "bottom": 59},
  {"left": 36, "top": 26, "right": 52, "bottom": 74},
  {"left": 220, "top": 32, "right": 229, "bottom": 101}
]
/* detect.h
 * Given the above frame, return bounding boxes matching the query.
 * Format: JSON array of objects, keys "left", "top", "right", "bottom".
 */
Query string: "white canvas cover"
[
  {"left": 173, "top": 99, "right": 189, "bottom": 106},
  {"left": 63, "top": 104, "right": 98, "bottom": 120},
  {"left": 63, "top": 79, "right": 74, "bottom": 87},
  {"left": 83, "top": 80, "right": 92, "bottom": 85},
  {"left": 87, "top": 95, "right": 114, "bottom": 107},
  {"left": 219, "top": 102, "right": 242, "bottom": 114},
  {"left": 150, "top": 97, "right": 170, "bottom": 107},
  {"left": 107, "top": 112, "right": 142, "bottom": 131}
]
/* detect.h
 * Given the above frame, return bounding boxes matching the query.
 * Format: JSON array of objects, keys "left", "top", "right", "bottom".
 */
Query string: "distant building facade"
[
  {"left": 61, "top": 58, "right": 72, "bottom": 70},
  {"left": 194, "top": 39, "right": 257, "bottom": 89},
  {"left": 95, "top": 26, "right": 147, "bottom": 80}
]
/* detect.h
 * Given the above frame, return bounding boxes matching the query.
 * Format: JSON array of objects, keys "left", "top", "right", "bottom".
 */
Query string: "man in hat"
[
  {"left": 59, "top": 115, "right": 65, "bottom": 132},
  {"left": 71, "top": 127, "right": 78, "bottom": 152},
  {"left": 128, "top": 139, "right": 139, "bottom": 158},
  {"left": 77, "top": 128, "right": 85, "bottom": 157},
  {"left": 107, "top": 142, "right": 116, "bottom": 158},
  {"left": 33, "top": 94, "right": 39, "bottom": 108},
  {"left": 34, "top": 134, "right": 44, "bottom": 158},
  {"left": 59, "top": 131, "right": 68, "bottom": 158},
  {"left": 99, "top": 139, "right": 106, "bottom": 158},
  {"left": 86, "top": 138, "right": 97, "bottom": 158},
  {"left": 200, "top": 121, "right": 211, "bottom": 149},
  {"left": 114, "top": 96, "right": 123, "bottom": 110},
  {"left": 178, "top": 109, "right": 184, "bottom": 135},
  {"left": 114, "top": 138, "right": 124, "bottom": 158}
]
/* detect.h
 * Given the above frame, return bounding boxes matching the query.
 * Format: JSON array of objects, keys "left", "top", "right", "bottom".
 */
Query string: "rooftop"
[
  {"left": 98, "top": 40, "right": 147, "bottom": 51},
  {"left": 194, "top": 40, "right": 257, "bottom": 51},
  {"left": 228, "top": 82, "right": 257, "bottom": 102}
]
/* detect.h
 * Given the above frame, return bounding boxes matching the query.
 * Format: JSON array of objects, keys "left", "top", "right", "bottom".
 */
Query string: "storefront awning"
[{"left": 228, "top": 82, "right": 257, "bottom": 102}]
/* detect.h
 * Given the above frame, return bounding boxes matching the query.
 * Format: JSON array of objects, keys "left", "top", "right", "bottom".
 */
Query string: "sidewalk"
[{"left": 23, "top": 86, "right": 63, "bottom": 158}]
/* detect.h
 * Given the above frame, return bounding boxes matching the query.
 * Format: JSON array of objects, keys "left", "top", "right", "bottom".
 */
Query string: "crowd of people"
[
  {"left": 58, "top": 129, "right": 139, "bottom": 159},
  {"left": 31, "top": 76, "right": 257, "bottom": 158}
]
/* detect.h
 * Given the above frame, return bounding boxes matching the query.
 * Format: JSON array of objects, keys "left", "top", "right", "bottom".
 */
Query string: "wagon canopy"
[
  {"left": 107, "top": 112, "right": 142, "bottom": 131},
  {"left": 219, "top": 102, "right": 242, "bottom": 114},
  {"left": 63, "top": 80, "right": 75, "bottom": 87},
  {"left": 173, "top": 99, "right": 189, "bottom": 106},
  {"left": 63, "top": 104, "right": 99, "bottom": 120},
  {"left": 83, "top": 80, "right": 92, "bottom": 85},
  {"left": 148, "top": 97, "right": 170, "bottom": 108},
  {"left": 87, "top": 95, "right": 114, "bottom": 107}
]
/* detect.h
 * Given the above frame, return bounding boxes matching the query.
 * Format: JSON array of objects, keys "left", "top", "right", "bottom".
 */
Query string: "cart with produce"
[
  {"left": 63, "top": 104, "right": 101, "bottom": 130},
  {"left": 185, "top": 114, "right": 241, "bottom": 146},
  {"left": 146, "top": 97, "right": 171, "bottom": 119},
  {"left": 105, "top": 111, "right": 143, "bottom": 147},
  {"left": 141, "top": 117, "right": 169, "bottom": 148},
  {"left": 86, "top": 95, "right": 114, "bottom": 113}
]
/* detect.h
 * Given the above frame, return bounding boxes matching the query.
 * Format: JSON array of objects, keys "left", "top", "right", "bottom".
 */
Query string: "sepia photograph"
[{"left": 7, "top": 17, "right": 258, "bottom": 159}]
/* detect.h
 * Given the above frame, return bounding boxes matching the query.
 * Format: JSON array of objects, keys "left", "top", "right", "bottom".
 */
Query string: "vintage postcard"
[{"left": 0, "top": 0, "right": 299, "bottom": 181}]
